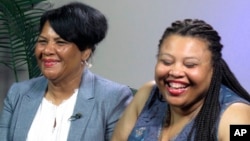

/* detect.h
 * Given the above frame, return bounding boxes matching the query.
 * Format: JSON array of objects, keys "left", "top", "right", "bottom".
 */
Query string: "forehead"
[
  {"left": 39, "top": 21, "right": 61, "bottom": 38},
  {"left": 159, "top": 35, "right": 211, "bottom": 59}
]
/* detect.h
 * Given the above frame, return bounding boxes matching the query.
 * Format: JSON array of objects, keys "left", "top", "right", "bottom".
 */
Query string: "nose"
[
  {"left": 168, "top": 65, "right": 184, "bottom": 77},
  {"left": 42, "top": 42, "right": 54, "bottom": 55}
]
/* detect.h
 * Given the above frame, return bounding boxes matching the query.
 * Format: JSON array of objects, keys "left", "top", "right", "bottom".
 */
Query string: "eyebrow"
[
  {"left": 157, "top": 53, "right": 172, "bottom": 57},
  {"left": 184, "top": 57, "right": 200, "bottom": 60},
  {"left": 38, "top": 35, "right": 62, "bottom": 41},
  {"left": 158, "top": 53, "right": 201, "bottom": 61}
]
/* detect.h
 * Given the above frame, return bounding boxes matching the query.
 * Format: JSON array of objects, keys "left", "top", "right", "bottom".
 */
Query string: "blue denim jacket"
[{"left": 128, "top": 85, "right": 249, "bottom": 141}]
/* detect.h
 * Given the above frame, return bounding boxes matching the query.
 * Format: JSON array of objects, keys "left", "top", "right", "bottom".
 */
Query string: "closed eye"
[
  {"left": 185, "top": 63, "right": 197, "bottom": 68},
  {"left": 161, "top": 60, "right": 172, "bottom": 66}
]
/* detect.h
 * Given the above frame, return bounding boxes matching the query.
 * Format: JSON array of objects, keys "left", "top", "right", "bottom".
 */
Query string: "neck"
[
  {"left": 45, "top": 70, "right": 83, "bottom": 105},
  {"left": 166, "top": 101, "right": 203, "bottom": 126}
]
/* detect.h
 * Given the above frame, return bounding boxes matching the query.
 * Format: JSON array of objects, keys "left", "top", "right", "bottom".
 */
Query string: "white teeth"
[{"left": 169, "top": 82, "right": 186, "bottom": 88}]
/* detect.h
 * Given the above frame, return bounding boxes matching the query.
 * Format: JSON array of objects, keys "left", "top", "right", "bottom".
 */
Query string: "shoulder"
[
  {"left": 93, "top": 74, "right": 133, "bottom": 97},
  {"left": 10, "top": 76, "right": 46, "bottom": 88},
  {"left": 218, "top": 85, "right": 250, "bottom": 126},
  {"left": 218, "top": 85, "right": 250, "bottom": 141},
  {"left": 87, "top": 72, "right": 133, "bottom": 106},
  {"left": 218, "top": 102, "right": 250, "bottom": 141},
  {"left": 6, "top": 76, "right": 46, "bottom": 97},
  {"left": 87, "top": 70, "right": 130, "bottom": 92},
  {"left": 111, "top": 81, "right": 155, "bottom": 141},
  {"left": 133, "top": 80, "right": 156, "bottom": 114},
  {"left": 95, "top": 75, "right": 128, "bottom": 91},
  {"left": 220, "top": 102, "right": 250, "bottom": 125},
  {"left": 2, "top": 76, "right": 47, "bottom": 117},
  {"left": 219, "top": 85, "right": 249, "bottom": 106}
]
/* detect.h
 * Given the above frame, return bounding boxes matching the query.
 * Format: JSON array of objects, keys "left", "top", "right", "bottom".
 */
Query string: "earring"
[{"left": 84, "top": 60, "right": 92, "bottom": 68}]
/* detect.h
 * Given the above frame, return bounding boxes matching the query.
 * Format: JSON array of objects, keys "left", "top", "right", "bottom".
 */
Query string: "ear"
[{"left": 81, "top": 48, "right": 92, "bottom": 61}]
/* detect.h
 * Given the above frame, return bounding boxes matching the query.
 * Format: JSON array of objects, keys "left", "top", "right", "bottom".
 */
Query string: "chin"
[
  {"left": 43, "top": 72, "right": 57, "bottom": 79},
  {"left": 163, "top": 93, "right": 185, "bottom": 106}
]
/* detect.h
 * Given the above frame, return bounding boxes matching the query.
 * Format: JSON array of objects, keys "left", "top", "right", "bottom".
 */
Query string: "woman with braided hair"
[{"left": 112, "top": 19, "right": 250, "bottom": 141}]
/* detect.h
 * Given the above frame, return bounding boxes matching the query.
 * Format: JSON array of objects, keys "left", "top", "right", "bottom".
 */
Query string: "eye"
[
  {"left": 162, "top": 60, "right": 172, "bottom": 66},
  {"left": 37, "top": 39, "right": 47, "bottom": 45},
  {"left": 158, "top": 58, "right": 173, "bottom": 66},
  {"left": 185, "top": 63, "right": 197, "bottom": 68},
  {"left": 157, "top": 54, "right": 174, "bottom": 66},
  {"left": 56, "top": 40, "right": 69, "bottom": 46}
]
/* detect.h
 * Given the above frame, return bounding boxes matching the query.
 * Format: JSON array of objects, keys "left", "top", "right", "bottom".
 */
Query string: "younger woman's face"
[{"left": 155, "top": 34, "right": 213, "bottom": 109}]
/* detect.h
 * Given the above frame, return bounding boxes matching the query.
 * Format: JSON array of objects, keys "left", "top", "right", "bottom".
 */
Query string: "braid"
[
  {"left": 188, "top": 63, "right": 222, "bottom": 141},
  {"left": 190, "top": 59, "right": 250, "bottom": 141},
  {"left": 220, "top": 59, "right": 250, "bottom": 101}
]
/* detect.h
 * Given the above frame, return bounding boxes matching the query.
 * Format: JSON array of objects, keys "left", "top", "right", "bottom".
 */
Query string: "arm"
[
  {"left": 0, "top": 84, "right": 17, "bottom": 141},
  {"left": 111, "top": 81, "right": 155, "bottom": 141},
  {"left": 0, "top": 98, "right": 11, "bottom": 141},
  {"left": 105, "top": 85, "right": 133, "bottom": 141},
  {"left": 218, "top": 102, "right": 250, "bottom": 141}
]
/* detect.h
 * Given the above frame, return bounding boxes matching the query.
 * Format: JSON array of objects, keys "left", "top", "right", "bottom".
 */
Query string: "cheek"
[
  {"left": 63, "top": 51, "right": 82, "bottom": 66},
  {"left": 35, "top": 46, "right": 42, "bottom": 56},
  {"left": 34, "top": 49, "right": 43, "bottom": 68},
  {"left": 61, "top": 47, "right": 80, "bottom": 58},
  {"left": 189, "top": 67, "right": 213, "bottom": 86},
  {"left": 34, "top": 47, "right": 42, "bottom": 63},
  {"left": 155, "top": 63, "right": 169, "bottom": 79}
]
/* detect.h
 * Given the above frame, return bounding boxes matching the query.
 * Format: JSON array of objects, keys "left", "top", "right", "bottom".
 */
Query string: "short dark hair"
[{"left": 39, "top": 2, "right": 108, "bottom": 52}]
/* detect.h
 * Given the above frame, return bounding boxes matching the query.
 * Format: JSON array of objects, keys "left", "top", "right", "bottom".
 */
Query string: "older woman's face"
[
  {"left": 155, "top": 35, "right": 213, "bottom": 109},
  {"left": 35, "top": 21, "right": 90, "bottom": 83}
]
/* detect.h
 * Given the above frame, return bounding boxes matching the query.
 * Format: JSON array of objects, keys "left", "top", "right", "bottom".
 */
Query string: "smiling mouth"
[
  {"left": 168, "top": 82, "right": 188, "bottom": 89},
  {"left": 164, "top": 82, "right": 189, "bottom": 96},
  {"left": 43, "top": 61, "right": 58, "bottom": 67}
]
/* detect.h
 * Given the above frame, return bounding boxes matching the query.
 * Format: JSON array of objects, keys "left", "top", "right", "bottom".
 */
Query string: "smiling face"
[
  {"left": 155, "top": 34, "right": 213, "bottom": 109},
  {"left": 35, "top": 21, "right": 91, "bottom": 83}
]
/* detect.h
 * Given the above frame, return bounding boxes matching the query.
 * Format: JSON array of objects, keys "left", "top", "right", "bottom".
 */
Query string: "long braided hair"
[{"left": 158, "top": 19, "right": 250, "bottom": 141}]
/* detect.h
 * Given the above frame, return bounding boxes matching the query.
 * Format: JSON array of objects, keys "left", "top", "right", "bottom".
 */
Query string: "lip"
[
  {"left": 167, "top": 87, "right": 187, "bottom": 96},
  {"left": 165, "top": 80, "right": 189, "bottom": 96},
  {"left": 167, "top": 80, "right": 188, "bottom": 84},
  {"left": 42, "top": 59, "right": 59, "bottom": 67}
]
